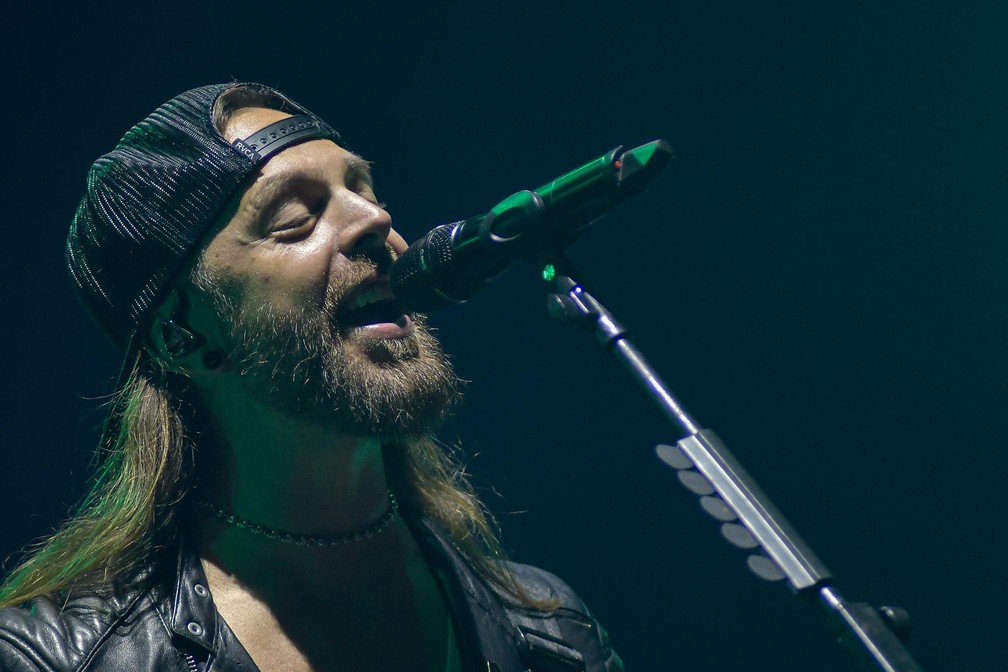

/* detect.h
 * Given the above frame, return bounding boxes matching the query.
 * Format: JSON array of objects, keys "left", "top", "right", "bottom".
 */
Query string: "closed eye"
[
  {"left": 269, "top": 201, "right": 319, "bottom": 241},
  {"left": 270, "top": 217, "right": 317, "bottom": 241}
]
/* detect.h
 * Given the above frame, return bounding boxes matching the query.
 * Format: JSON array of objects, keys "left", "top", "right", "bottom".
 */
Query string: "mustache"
[{"left": 323, "top": 245, "right": 399, "bottom": 315}]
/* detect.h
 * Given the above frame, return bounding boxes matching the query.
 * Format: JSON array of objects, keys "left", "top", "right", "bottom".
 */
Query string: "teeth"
[{"left": 351, "top": 283, "right": 394, "bottom": 310}]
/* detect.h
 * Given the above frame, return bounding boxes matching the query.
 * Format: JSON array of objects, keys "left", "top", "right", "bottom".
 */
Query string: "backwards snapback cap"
[
  {"left": 68, "top": 81, "right": 339, "bottom": 350},
  {"left": 66, "top": 81, "right": 339, "bottom": 447}
]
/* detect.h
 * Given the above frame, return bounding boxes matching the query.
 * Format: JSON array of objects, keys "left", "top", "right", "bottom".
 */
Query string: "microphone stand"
[{"left": 542, "top": 255, "right": 925, "bottom": 672}]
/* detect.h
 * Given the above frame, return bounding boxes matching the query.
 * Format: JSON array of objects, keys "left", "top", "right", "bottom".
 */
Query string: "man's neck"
[
  {"left": 186, "top": 392, "right": 453, "bottom": 672},
  {"left": 187, "top": 381, "right": 407, "bottom": 585},
  {"left": 194, "top": 385, "right": 391, "bottom": 535}
]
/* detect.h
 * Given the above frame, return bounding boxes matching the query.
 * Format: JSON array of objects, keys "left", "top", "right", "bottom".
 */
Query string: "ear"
[{"left": 144, "top": 289, "right": 226, "bottom": 373}]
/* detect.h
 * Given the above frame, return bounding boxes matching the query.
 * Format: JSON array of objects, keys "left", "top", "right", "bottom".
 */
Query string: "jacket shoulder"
[
  {"left": 0, "top": 584, "right": 169, "bottom": 672},
  {"left": 0, "top": 592, "right": 114, "bottom": 672},
  {"left": 502, "top": 562, "right": 625, "bottom": 672}
]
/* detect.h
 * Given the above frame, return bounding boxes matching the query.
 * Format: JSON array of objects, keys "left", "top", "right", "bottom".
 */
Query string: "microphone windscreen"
[{"left": 390, "top": 223, "right": 464, "bottom": 312}]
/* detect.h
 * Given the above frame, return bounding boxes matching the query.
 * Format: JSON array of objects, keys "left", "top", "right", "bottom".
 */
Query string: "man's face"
[{"left": 194, "top": 107, "right": 459, "bottom": 441}]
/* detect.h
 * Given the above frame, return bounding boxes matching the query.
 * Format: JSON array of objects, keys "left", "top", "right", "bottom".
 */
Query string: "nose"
[{"left": 339, "top": 196, "right": 393, "bottom": 260}]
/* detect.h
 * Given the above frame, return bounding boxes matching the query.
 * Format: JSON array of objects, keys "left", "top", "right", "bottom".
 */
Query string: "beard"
[{"left": 196, "top": 262, "right": 461, "bottom": 443}]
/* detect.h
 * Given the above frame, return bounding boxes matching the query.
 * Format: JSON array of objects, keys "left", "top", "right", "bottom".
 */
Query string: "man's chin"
[
  {"left": 348, "top": 330, "right": 423, "bottom": 365},
  {"left": 232, "top": 306, "right": 459, "bottom": 439}
]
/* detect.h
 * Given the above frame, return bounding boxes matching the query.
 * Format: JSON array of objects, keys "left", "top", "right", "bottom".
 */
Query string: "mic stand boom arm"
[{"left": 543, "top": 260, "right": 925, "bottom": 672}]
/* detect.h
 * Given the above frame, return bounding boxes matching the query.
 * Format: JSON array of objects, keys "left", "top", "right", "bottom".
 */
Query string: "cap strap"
[{"left": 231, "top": 114, "right": 332, "bottom": 164}]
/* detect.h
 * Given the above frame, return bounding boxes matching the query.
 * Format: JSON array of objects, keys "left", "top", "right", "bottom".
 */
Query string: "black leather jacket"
[{"left": 0, "top": 517, "right": 622, "bottom": 672}]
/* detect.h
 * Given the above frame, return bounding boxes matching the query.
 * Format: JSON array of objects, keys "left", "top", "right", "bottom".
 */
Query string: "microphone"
[{"left": 390, "top": 139, "right": 673, "bottom": 312}]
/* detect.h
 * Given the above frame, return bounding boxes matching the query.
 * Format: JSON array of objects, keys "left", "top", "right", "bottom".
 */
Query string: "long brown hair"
[
  {"left": 0, "top": 357, "right": 539, "bottom": 607},
  {"left": 0, "top": 360, "right": 186, "bottom": 605}
]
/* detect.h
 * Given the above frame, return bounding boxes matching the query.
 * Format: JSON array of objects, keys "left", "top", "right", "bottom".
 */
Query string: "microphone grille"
[
  {"left": 390, "top": 222, "right": 461, "bottom": 312},
  {"left": 425, "top": 224, "right": 455, "bottom": 266}
]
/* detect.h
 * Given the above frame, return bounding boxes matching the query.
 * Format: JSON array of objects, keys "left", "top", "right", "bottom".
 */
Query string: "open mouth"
[{"left": 337, "top": 279, "right": 412, "bottom": 333}]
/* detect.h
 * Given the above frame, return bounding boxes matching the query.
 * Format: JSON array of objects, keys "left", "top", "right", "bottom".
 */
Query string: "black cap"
[
  {"left": 67, "top": 81, "right": 338, "bottom": 350},
  {"left": 65, "top": 81, "right": 339, "bottom": 447}
]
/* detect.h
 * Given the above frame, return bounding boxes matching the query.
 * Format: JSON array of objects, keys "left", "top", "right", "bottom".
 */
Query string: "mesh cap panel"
[{"left": 66, "top": 82, "right": 337, "bottom": 349}]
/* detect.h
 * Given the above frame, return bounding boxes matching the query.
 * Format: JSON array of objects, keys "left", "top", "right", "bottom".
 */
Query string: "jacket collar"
[
  {"left": 408, "top": 516, "right": 527, "bottom": 672},
  {"left": 165, "top": 538, "right": 219, "bottom": 655}
]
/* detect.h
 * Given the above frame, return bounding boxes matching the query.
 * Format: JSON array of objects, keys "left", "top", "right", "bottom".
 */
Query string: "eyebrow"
[
  {"left": 344, "top": 153, "right": 375, "bottom": 188},
  {"left": 247, "top": 152, "right": 376, "bottom": 213}
]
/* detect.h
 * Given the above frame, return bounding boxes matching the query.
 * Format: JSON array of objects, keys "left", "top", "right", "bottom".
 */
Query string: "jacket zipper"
[{"left": 183, "top": 652, "right": 199, "bottom": 672}]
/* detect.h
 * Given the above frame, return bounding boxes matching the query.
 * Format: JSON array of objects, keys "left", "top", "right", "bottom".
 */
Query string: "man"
[{"left": 0, "top": 82, "right": 622, "bottom": 672}]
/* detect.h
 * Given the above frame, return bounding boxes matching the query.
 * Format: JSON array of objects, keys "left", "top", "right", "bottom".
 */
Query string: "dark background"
[{"left": 3, "top": 2, "right": 1005, "bottom": 670}]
